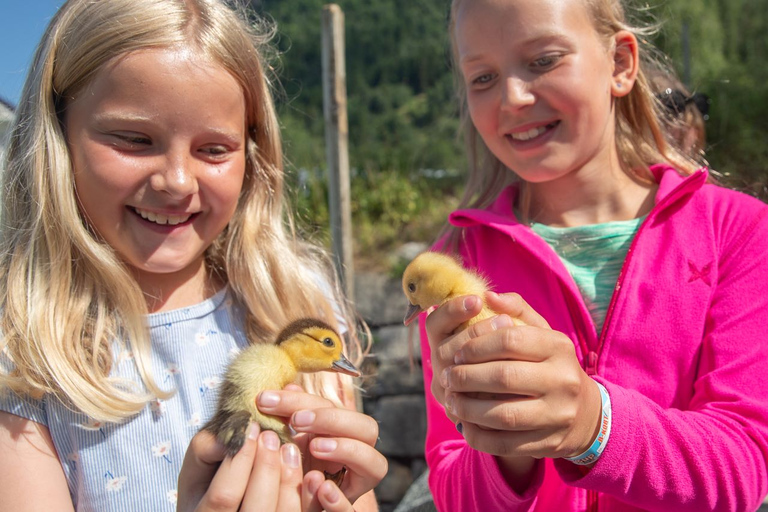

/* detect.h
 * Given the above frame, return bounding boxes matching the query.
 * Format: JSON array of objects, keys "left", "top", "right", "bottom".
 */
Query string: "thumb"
[{"left": 485, "top": 291, "right": 550, "bottom": 329}]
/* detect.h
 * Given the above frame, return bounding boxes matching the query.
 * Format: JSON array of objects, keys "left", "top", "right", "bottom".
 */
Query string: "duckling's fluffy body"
[
  {"left": 203, "top": 318, "right": 359, "bottom": 455},
  {"left": 402, "top": 251, "right": 522, "bottom": 329}
]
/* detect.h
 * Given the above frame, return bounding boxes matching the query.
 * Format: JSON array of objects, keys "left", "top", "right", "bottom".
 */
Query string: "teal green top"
[{"left": 530, "top": 217, "right": 644, "bottom": 335}]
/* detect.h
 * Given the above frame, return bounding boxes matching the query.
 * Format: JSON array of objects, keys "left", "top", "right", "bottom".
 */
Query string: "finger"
[
  {"left": 316, "top": 480, "right": 355, "bottom": 512},
  {"left": 302, "top": 471, "right": 325, "bottom": 512},
  {"left": 443, "top": 360, "right": 546, "bottom": 396},
  {"left": 445, "top": 391, "right": 552, "bottom": 430},
  {"left": 425, "top": 294, "right": 483, "bottom": 346},
  {"left": 257, "top": 390, "right": 335, "bottom": 420},
  {"left": 290, "top": 407, "right": 379, "bottom": 446},
  {"left": 459, "top": 421, "right": 557, "bottom": 458},
  {"left": 201, "top": 423, "right": 262, "bottom": 511},
  {"left": 238, "top": 429, "right": 282, "bottom": 511},
  {"left": 276, "top": 444, "right": 303, "bottom": 512},
  {"left": 455, "top": 323, "right": 561, "bottom": 365},
  {"left": 177, "top": 428, "right": 229, "bottom": 510},
  {"left": 485, "top": 292, "right": 551, "bottom": 329},
  {"left": 308, "top": 436, "right": 388, "bottom": 503}
]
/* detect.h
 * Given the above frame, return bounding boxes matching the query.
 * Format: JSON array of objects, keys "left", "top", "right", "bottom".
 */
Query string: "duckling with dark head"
[{"left": 203, "top": 318, "right": 360, "bottom": 456}]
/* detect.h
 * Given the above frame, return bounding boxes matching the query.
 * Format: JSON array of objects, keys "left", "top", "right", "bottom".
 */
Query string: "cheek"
[
  {"left": 208, "top": 159, "right": 247, "bottom": 213},
  {"left": 467, "top": 95, "right": 495, "bottom": 133},
  {"left": 72, "top": 148, "right": 133, "bottom": 204}
]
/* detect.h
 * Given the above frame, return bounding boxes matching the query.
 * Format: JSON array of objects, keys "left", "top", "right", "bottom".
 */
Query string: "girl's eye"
[
  {"left": 531, "top": 54, "right": 562, "bottom": 70},
  {"left": 472, "top": 73, "right": 494, "bottom": 85},
  {"left": 115, "top": 134, "right": 151, "bottom": 146},
  {"left": 201, "top": 145, "right": 229, "bottom": 156}
]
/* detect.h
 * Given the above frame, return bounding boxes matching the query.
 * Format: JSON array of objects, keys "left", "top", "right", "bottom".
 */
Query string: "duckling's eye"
[
  {"left": 321, "top": 337, "right": 335, "bottom": 348},
  {"left": 408, "top": 283, "right": 416, "bottom": 293}
]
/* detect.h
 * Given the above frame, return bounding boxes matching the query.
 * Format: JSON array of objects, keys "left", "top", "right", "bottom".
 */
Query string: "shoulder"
[{"left": 696, "top": 182, "right": 768, "bottom": 244}]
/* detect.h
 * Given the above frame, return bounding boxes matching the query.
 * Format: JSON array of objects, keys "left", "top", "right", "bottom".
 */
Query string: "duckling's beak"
[
  {"left": 332, "top": 353, "right": 361, "bottom": 377},
  {"left": 404, "top": 302, "right": 423, "bottom": 326}
]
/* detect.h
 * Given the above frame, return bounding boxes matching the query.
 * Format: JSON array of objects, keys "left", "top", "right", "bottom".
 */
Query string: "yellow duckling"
[
  {"left": 402, "top": 251, "right": 525, "bottom": 330},
  {"left": 203, "top": 318, "right": 360, "bottom": 456}
]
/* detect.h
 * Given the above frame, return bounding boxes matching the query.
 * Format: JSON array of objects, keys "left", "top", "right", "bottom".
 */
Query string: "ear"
[{"left": 610, "top": 31, "right": 639, "bottom": 98}]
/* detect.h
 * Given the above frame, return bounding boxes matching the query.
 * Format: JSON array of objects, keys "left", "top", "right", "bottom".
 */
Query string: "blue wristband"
[{"left": 564, "top": 381, "right": 612, "bottom": 466}]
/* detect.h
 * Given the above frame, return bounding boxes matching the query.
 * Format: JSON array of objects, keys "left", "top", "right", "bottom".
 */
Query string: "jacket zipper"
[
  {"left": 594, "top": 169, "right": 707, "bottom": 371},
  {"left": 583, "top": 170, "right": 706, "bottom": 512}
]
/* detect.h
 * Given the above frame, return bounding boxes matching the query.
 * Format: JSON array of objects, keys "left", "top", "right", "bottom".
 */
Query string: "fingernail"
[
  {"left": 292, "top": 409, "right": 315, "bottom": 428},
  {"left": 491, "top": 315, "right": 513, "bottom": 330},
  {"left": 463, "top": 296, "right": 478, "bottom": 311},
  {"left": 247, "top": 422, "right": 260, "bottom": 441},
  {"left": 440, "top": 368, "right": 450, "bottom": 388},
  {"left": 263, "top": 430, "right": 280, "bottom": 451},
  {"left": 258, "top": 391, "right": 280, "bottom": 407},
  {"left": 445, "top": 393, "right": 454, "bottom": 413},
  {"left": 454, "top": 350, "right": 465, "bottom": 364},
  {"left": 456, "top": 422, "right": 463, "bottom": 434},
  {"left": 282, "top": 443, "right": 300, "bottom": 468},
  {"left": 313, "top": 438, "right": 338, "bottom": 453}
]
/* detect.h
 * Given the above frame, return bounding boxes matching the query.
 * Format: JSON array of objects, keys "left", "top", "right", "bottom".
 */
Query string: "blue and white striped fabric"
[{"left": 0, "top": 287, "right": 250, "bottom": 511}]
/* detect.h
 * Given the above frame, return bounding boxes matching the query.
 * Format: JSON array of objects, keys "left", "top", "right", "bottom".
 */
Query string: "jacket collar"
[{"left": 449, "top": 164, "right": 709, "bottom": 231}]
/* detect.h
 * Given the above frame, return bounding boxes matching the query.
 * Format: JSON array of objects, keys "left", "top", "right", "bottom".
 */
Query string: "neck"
[
  {"left": 526, "top": 161, "right": 657, "bottom": 228},
  {"left": 132, "top": 259, "right": 224, "bottom": 313}
]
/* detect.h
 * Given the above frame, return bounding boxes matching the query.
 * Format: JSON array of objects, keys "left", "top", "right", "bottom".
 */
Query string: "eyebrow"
[
  {"left": 92, "top": 112, "right": 157, "bottom": 126},
  {"left": 460, "top": 33, "right": 573, "bottom": 65},
  {"left": 92, "top": 113, "right": 245, "bottom": 143}
]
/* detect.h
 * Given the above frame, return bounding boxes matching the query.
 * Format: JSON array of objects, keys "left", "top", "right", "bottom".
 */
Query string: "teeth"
[
  {"left": 134, "top": 208, "right": 192, "bottom": 226},
  {"left": 510, "top": 125, "right": 547, "bottom": 141}
]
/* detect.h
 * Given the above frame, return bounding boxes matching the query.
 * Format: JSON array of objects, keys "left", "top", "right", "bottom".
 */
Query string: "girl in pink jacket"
[{"left": 418, "top": 0, "right": 768, "bottom": 510}]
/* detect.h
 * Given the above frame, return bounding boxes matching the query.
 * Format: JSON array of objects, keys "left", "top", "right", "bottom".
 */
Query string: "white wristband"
[{"left": 564, "top": 381, "right": 612, "bottom": 466}]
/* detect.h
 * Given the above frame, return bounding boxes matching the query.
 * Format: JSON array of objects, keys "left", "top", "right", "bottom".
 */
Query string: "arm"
[
  {"left": 0, "top": 411, "right": 74, "bottom": 512},
  {"left": 554, "top": 213, "right": 768, "bottom": 511}
]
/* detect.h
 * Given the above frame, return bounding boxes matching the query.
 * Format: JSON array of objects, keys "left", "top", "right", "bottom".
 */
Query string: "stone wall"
[{"left": 354, "top": 271, "right": 430, "bottom": 512}]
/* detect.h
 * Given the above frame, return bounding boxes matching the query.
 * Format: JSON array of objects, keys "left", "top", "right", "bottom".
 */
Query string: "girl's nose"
[
  {"left": 501, "top": 76, "right": 534, "bottom": 110},
  {"left": 150, "top": 152, "right": 200, "bottom": 198}
]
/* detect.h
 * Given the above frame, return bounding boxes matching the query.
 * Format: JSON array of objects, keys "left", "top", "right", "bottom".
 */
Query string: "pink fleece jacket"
[{"left": 421, "top": 165, "right": 768, "bottom": 511}]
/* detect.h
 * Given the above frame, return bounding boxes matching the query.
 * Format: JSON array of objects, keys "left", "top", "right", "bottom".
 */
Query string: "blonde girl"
[
  {"left": 0, "top": 0, "right": 385, "bottom": 510},
  {"left": 419, "top": 0, "right": 768, "bottom": 510}
]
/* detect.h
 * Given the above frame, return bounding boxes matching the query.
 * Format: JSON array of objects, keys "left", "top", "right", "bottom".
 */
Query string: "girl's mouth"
[
  {"left": 507, "top": 121, "right": 559, "bottom": 142},
  {"left": 131, "top": 207, "right": 196, "bottom": 226}
]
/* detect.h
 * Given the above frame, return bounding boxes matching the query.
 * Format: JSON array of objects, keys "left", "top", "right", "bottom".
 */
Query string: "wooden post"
[{"left": 321, "top": 4, "right": 354, "bottom": 301}]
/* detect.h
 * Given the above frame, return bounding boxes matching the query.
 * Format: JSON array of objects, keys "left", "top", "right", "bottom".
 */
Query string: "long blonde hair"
[
  {"left": 444, "top": 0, "right": 708, "bottom": 241},
  {"left": 0, "top": 0, "right": 366, "bottom": 422}
]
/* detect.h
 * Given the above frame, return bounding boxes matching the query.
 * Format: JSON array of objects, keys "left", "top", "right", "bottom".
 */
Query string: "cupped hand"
[
  {"left": 256, "top": 386, "right": 387, "bottom": 506},
  {"left": 426, "top": 292, "right": 602, "bottom": 461},
  {"left": 177, "top": 422, "right": 364, "bottom": 512}
]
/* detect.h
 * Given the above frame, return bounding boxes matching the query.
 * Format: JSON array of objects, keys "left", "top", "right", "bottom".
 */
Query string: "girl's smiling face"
[
  {"left": 65, "top": 47, "right": 247, "bottom": 295},
  {"left": 455, "top": 0, "right": 629, "bottom": 185}
]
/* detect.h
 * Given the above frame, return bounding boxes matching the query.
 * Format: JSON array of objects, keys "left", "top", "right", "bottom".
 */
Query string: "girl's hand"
[
  {"left": 177, "top": 423, "right": 363, "bottom": 512},
  {"left": 426, "top": 292, "right": 602, "bottom": 461},
  {"left": 256, "top": 386, "right": 387, "bottom": 507}
]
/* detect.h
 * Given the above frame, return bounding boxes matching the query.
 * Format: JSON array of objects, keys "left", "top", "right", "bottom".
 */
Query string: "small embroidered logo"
[{"left": 688, "top": 260, "right": 712, "bottom": 286}]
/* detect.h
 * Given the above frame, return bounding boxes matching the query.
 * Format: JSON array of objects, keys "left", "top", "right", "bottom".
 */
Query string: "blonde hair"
[
  {"left": 444, "top": 0, "right": 708, "bottom": 241},
  {"left": 0, "top": 0, "right": 366, "bottom": 422}
]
